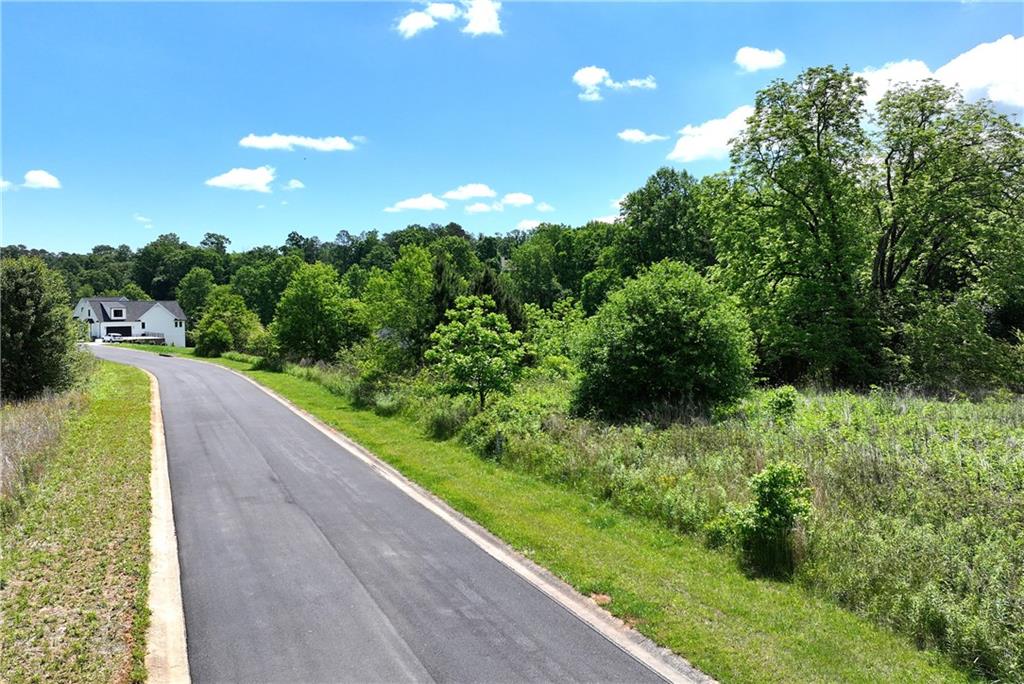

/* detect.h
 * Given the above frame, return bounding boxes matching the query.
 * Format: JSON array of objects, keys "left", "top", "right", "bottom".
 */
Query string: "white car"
[{"left": 102, "top": 333, "right": 124, "bottom": 343}]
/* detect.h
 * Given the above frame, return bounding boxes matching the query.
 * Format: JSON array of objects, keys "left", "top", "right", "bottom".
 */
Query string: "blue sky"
[{"left": 3, "top": 1, "right": 1022, "bottom": 252}]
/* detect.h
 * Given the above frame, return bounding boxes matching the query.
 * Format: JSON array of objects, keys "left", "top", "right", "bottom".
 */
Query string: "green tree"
[
  {"left": 176, "top": 267, "right": 215, "bottom": 321},
  {"left": 1, "top": 257, "right": 77, "bottom": 400},
  {"left": 194, "top": 286, "right": 262, "bottom": 353},
  {"left": 612, "top": 167, "right": 715, "bottom": 276},
  {"left": 575, "top": 261, "right": 754, "bottom": 418},
  {"left": 274, "top": 263, "right": 366, "bottom": 362},
  {"left": 870, "top": 81, "right": 1024, "bottom": 300},
  {"left": 362, "top": 245, "right": 435, "bottom": 361},
  {"left": 195, "top": 319, "right": 233, "bottom": 358},
  {"left": 721, "top": 66, "right": 877, "bottom": 385},
  {"left": 425, "top": 295, "right": 525, "bottom": 410},
  {"left": 231, "top": 255, "right": 303, "bottom": 325},
  {"left": 472, "top": 266, "right": 524, "bottom": 330}
]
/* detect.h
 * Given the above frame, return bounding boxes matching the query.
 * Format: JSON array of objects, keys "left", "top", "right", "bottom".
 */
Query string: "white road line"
[{"left": 143, "top": 369, "right": 190, "bottom": 683}]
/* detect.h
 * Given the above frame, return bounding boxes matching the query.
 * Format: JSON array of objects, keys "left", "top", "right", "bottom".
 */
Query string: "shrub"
[
  {"left": 250, "top": 328, "right": 284, "bottom": 371},
  {"left": 1, "top": 257, "right": 77, "bottom": 400},
  {"left": 903, "top": 295, "right": 1023, "bottom": 393},
  {"left": 194, "top": 286, "right": 263, "bottom": 353},
  {"left": 195, "top": 320, "right": 233, "bottom": 357},
  {"left": 575, "top": 260, "right": 755, "bottom": 418},
  {"left": 766, "top": 385, "right": 800, "bottom": 422},
  {"left": 734, "top": 461, "right": 812, "bottom": 577}
]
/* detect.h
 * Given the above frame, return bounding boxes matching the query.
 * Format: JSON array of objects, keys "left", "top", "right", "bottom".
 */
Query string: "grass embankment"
[
  {"left": 117, "top": 343, "right": 968, "bottom": 683},
  {"left": 1, "top": 361, "right": 152, "bottom": 683}
]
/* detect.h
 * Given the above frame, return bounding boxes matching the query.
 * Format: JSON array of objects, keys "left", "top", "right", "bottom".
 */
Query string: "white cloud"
[
  {"left": 516, "top": 219, "right": 541, "bottom": 231},
  {"left": 0, "top": 178, "right": 11, "bottom": 191},
  {"left": 285, "top": 179, "right": 305, "bottom": 190},
  {"left": 281, "top": 200, "right": 289, "bottom": 206},
  {"left": 396, "top": 1, "right": 499, "bottom": 38},
  {"left": 734, "top": 47, "right": 786, "bottom": 73},
  {"left": 501, "top": 192, "right": 533, "bottom": 207},
  {"left": 22, "top": 169, "right": 61, "bottom": 189},
  {"left": 352, "top": 135, "right": 369, "bottom": 144},
  {"left": 593, "top": 215, "right": 620, "bottom": 224},
  {"left": 667, "top": 105, "right": 754, "bottom": 162},
  {"left": 462, "top": 0, "right": 501, "bottom": 35},
  {"left": 427, "top": 2, "right": 459, "bottom": 20},
  {"left": 384, "top": 193, "right": 447, "bottom": 212},
  {"left": 205, "top": 165, "right": 275, "bottom": 193},
  {"left": 536, "top": 201, "right": 555, "bottom": 212},
  {"left": 857, "top": 35, "right": 1024, "bottom": 110},
  {"left": 618, "top": 128, "right": 669, "bottom": 144},
  {"left": 239, "top": 133, "right": 355, "bottom": 152},
  {"left": 573, "top": 66, "right": 656, "bottom": 102},
  {"left": 858, "top": 59, "right": 933, "bottom": 110},
  {"left": 443, "top": 182, "right": 496, "bottom": 200},
  {"left": 133, "top": 213, "right": 151, "bottom": 223},
  {"left": 257, "top": 204, "right": 266, "bottom": 210},
  {"left": 935, "top": 34, "right": 1023, "bottom": 107},
  {"left": 398, "top": 10, "right": 438, "bottom": 38},
  {"left": 465, "top": 202, "right": 498, "bottom": 213}
]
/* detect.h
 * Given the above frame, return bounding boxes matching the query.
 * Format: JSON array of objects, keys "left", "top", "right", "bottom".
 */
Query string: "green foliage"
[
  {"left": 576, "top": 261, "right": 755, "bottom": 418},
  {"left": 522, "top": 298, "right": 586, "bottom": 362},
  {"left": 274, "top": 262, "right": 366, "bottom": 362},
  {"left": 1, "top": 257, "right": 77, "bottom": 400},
  {"left": 194, "top": 319, "right": 233, "bottom": 357},
  {"left": 612, "top": 167, "right": 715, "bottom": 277},
  {"left": 230, "top": 254, "right": 303, "bottom": 325},
  {"left": 250, "top": 327, "right": 284, "bottom": 371},
  {"left": 101, "top": 282, "right": 151, "bottom": 300},
  {"left": 731, "top": 461, "right": 813, "bottom": 577},
  {"left": 175, "top": 266, "right": 215, "bottom": 321},
  {"left": 194, "top": 286, "right": 262, "bottom": 353},
  {"left": 580, "top": 266, "right": 622, "bottom": 315},
  {"left": 766, "top": 385, "right": 800, "bottom": 422},
  {"left": 362, "top": 245, "right": 435, "bottom": 363},
  {"left": 722, "top": 66, "right": 878, "bottom": 385},
  {"left": 902, "top": 296, "right": 1023, "bottom": 393},
  {"left": 425, "top": 295, "right": 526, "bottom": 410},
  {"left": 472, "top": 266, "right": 524, "bottom": 330}
]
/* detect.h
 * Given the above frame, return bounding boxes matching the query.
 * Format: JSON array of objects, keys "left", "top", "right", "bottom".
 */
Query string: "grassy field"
[
  {"left": 0, "top": 361, "right": 152, "bottom": 683},
  {"left": 117, "top": 343, "right": 969, "bottom": 683}
]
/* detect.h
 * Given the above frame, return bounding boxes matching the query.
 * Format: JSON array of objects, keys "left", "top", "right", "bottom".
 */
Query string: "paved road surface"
[{"left": 92, "top": 346, "right": 668, "bottom": 683}]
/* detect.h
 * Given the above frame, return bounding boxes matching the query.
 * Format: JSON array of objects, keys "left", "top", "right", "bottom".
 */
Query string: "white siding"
[{"left": 140, "top": 303, "right": 186, "bottom": 347}]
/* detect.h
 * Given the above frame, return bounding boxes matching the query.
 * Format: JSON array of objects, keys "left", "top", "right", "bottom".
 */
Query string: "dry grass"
[
  {"left": 1, "top": 389, "right": 88, "bottom": 523},
  {"left": 1, "top": 361, "right": 152, "bottom": 683}
]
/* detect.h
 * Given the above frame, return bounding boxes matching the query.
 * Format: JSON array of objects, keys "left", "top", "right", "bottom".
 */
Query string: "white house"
[{"left": 73, "top": 297, "right": 187, "bottom": 347}]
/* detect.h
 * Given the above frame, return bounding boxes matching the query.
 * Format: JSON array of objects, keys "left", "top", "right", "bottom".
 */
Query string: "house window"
[
  {"left": 141, "top": 322, "right": 146, "bottom": 330},
  {"left": 111, "top": 308, "right": 125, "bottom": 319}
]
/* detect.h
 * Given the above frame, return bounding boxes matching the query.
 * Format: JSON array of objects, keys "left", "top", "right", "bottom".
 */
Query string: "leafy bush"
[
  {"left": 732, "top": 461, "right": 812, "bottom": 577},
  {"left": 274, "top": 263, "right": 367, "bottom": 362},
  {"left": 250, "top": 328, "right": 284, "bottom": 371},
  {"left": 903, "top": 295, "right": 1023, "bottom": 393},
  {"left": 195, "top": 319, "right": 233, "bottom": 357},
  {"left": 575, "top": 260, "right": 755, "bottom": 418},
  {"left": 194, "top": 286, "right": 263, "bottom": 353},
  {"left": 1, "top": 257, "right": 77, "bottom": 400},
  {"left": 766, "top": 385, "right": 800, "bottom": 422}
]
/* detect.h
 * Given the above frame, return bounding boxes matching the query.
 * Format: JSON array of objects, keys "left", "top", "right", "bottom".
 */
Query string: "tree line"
[{"left": 4, "top": 66, "right": 1023, "bottom": 407}]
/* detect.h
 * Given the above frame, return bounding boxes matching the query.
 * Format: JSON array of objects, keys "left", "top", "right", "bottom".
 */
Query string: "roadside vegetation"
[
  {"left": 1, "top": 257, "right": 153, "bottom": 682},
  {"left": 15, "top": 67, "right": 1024, "bottom": 681}
]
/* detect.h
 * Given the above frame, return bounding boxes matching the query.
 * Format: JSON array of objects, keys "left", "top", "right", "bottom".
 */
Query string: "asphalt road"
[{"left": 91, "top": 346, "right": 668, "bottom": 683}]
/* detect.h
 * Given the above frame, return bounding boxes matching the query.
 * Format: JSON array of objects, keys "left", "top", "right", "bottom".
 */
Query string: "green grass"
[
  {"left": 116, "top": 344, "right": 968, "bottom": 683},
  {"left": 1, "top": 361, "right": 152, "bottom": 683}
]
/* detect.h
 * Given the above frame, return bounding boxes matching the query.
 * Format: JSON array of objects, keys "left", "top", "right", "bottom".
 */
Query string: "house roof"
[{"left": 84, "top": 298, "right": 186, "bottom": 322}]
